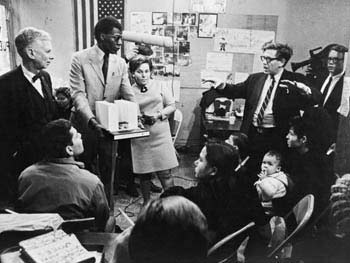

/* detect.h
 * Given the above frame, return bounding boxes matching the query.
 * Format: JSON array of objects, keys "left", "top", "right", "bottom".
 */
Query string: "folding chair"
[
  {"left": 268, "top": 194, "right": 314, "bottom": 259},
  {"left": 207, "top": 222, "right": 255, "bottom": 263}
]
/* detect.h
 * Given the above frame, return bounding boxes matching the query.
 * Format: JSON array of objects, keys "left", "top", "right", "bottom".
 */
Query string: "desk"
[
  {"left": 107, "top": 129, "right": 149, "bottom": 214},
  {"left": 202, "top": 114, "right": 242, "bottom": 141}
]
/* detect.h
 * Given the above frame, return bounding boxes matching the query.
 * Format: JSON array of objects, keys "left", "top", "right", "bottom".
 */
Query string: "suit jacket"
[
  {"left": 317, "top": 74, "right": 344, "bottom": 133},
  {"left": 222, "top": 70, "right": 322, "bottom": 136},
  {"left": 0, "top": 66, "right": 57, "bottom": 174},
  {"left": 69, "top": 45, "right": 136, "bottom": 127}
]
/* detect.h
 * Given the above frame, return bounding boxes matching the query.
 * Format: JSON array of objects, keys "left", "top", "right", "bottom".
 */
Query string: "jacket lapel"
[{"left": 89, "top": 47, "right": 105, "bottom": 86}]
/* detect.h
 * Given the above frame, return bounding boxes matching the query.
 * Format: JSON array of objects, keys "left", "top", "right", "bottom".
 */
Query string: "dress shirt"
[
  {"left": 253, "top": 69, "right": 284, "bottom": 127},
  {"left": 321, "top": 72, "right": 344, "bottom": 104},
  {"left": 21, "top": 64, "right": 44, "bottom": 97}
]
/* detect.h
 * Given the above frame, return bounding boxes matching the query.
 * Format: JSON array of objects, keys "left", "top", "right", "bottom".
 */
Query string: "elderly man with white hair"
[{"left": 0, "top": 27, "right": 57, "bottom": 205}]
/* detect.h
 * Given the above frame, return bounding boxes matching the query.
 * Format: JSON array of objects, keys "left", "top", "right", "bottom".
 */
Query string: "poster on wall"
[
  {"left": 130, "top": 12, "right": 152, "bottom": 34},
  {"left": 191, "top": 0, "right": 227, "bottom": 13},
  {"left": 200, "top": 70, "right": 231, "bottom": 88},
  {"left": 152, "top": 12, "right": 167, "bottom": 25},
  {"left": 213, "top": 28, "right": 275, "bottom": 53},
  {"left": 206, "top": 52, "right": 233, "bottom": 71},
  {"left": 0, "top": 5, "right": 11, "bottom": 75},
  {"left": 198, "top": 13, "right": 217, "bottom": 38}
]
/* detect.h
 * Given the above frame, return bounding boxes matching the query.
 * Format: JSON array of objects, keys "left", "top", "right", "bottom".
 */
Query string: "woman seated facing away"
[
  {"left": 161, "top": 141, "right": 269, "bottom": 244},
  {"left": 111, "top": 196, "right": 208, "bottom": 263}
]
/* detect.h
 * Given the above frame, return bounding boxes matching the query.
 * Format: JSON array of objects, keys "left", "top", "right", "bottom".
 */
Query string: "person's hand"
[
  {"left": 88, "top": 117, "right": 110, "bottom": 138},
  {"left": 202, "top": 77, "right": 226, "bottom": 90},
  {"left": 140, "top": 114, "right": 157, "bottom": 126},
  {"left": 258, "top": 170, "right": 267, "bottom": 179},
  {"left": 137, "top": 116, "right": 145, "bottom": 129},
  {"left": 279, "top": 80, "right": 312, "bottom": 95},
  {"left": 125, "top": 46, "right": 139, "bottom": 61}
]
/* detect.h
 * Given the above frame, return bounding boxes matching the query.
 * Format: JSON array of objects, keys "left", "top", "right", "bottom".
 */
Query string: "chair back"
[
  {"left": 207, "top": 222, "right": 255, "bottom": 262},
  {"left": 268, "top": 194, "right": 314, "bottom": 258},
  {"left": 171, "top": 109, "right": 183, "bottom": 144}
]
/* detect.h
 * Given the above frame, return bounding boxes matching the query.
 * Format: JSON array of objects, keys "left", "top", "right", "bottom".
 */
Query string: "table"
[
  {"left": 201, "top": 114, "right": 242, "bottom": 141},
  {"left": 107, "top": 129, "right": 149, "bottom": 214}
]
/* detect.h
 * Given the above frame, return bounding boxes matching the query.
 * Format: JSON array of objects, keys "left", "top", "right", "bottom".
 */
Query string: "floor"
[{"left": 113, "top": 151, "right": 198, "bottom": 230}]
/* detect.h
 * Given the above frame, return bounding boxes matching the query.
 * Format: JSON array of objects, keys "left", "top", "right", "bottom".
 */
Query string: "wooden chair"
[
  {"left": 207, "top": 222, "right": 255, "bottom": 263},
  {"left": 267, "top": 194, "right": 315, "bottom": 259}
]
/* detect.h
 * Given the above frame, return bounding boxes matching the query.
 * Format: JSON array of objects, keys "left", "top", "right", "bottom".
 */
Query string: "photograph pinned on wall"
[
  {"left": 188, "top": 26, "right": 198, "bottom": 38},
  {"left": 164, "top": 53, "right": 178, "bottom": 65},
  {"left": 152, "top": 55, "right": 165, "bottom": 64},
  {"left": 164, "top": 64, "right": 181, "bottom": 77},
  {"left": 181, "top": 13, "right": 196, "bottom": 26},
  {"left": 164, "top": 41, "right": 178, "bottom": 53},
  {"left": 176, "top": 26, "right": 189, "bottom": 41},
  {"left": 164, "top": 25, "right": 176, "bottom": 37},
  {"left": 151, "top": 26, "right": 164, "bottom": 36},
  {"left": 198, "top": 13, "right": 217, "bottom": 38},
  {"left": 152, "top": 12, "right": 168, "bottom": 25},
  {"left": 172, "top": 12, "right": 182, "bottom": 25},
  {"left": 153, "top": 65, "right": 166, "bottom": 76},
  {"left": 179, "top": 41, "right": 190, "bottom": 54},
  {"left": 178, "top": 53, "right": 191, "bottom": 66}
]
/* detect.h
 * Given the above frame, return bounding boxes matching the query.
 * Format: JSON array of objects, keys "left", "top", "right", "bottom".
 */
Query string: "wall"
[
  {"left": 10, "top": 0, "right": 74, "bottom": 87},
  {"left": 126, "top": 0, "right": 350, "bottom": 148}
]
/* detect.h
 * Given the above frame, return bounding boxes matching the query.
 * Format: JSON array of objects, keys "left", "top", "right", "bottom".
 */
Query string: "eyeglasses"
[
  {"left": 104, "top": 33, "right": 122, "bottom": 42},
  {"left": 260, "top": 56, "right": 279, "bottom": 63},
  {"left": 328, "top": 57, "right": 344, "bottom": 63}
]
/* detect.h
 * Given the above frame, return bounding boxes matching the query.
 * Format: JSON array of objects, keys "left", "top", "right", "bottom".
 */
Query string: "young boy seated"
[{"left": 254, "top": 150, "right": 289, "bottom": 202}]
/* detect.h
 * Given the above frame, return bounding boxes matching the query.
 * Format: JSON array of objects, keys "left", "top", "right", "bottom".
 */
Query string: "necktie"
[
  {"left": 322, "top": 77, "right": 333, "bottom": 105},
  {"left": 32, "top": 71, "right": 48, "bottom": 99},
  {"left": 102, "top": 53, "right": 109, "bottom": 82},
  {"left": 257, "top": 76, "right": 275, "bottom": 126}
]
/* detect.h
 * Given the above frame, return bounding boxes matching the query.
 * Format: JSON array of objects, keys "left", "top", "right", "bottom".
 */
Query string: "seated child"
[{"left": 254, "top": 150, "right": 288, "bottom": 202}]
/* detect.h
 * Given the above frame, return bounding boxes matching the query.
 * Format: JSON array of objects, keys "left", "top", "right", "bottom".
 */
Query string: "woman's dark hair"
[
  {"left": 55, "top": 87, "right": 71, "bottom": 100},
  {"left": 206, "top": 142, "right": 239, "bottom": 178},
  {"left": 129, "top": 55, "right": 153, "bottom": 73},
  {"left": 42, "top": 119, "right": 73, "bottom": 159},
  {"left": 129, "top": 196, "right": 208, "bottom": 263},
  {"left": 94, "top": 16, "right": 122, "bottom": 42}
]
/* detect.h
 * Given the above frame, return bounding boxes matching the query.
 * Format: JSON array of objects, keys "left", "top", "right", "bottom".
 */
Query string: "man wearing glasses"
[
  {"left": 213, "top": 41, "right": 321, "bottom": 173},
  {"left": 316, "top": 44, "right": 348, "bottom": 137},
  {"left": 69, "top": 16, "right": 137, "bottom": 199}
]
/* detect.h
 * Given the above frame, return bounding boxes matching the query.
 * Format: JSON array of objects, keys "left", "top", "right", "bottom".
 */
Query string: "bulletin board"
[{"left": 125, "top": 0, "right": 278, "bottom": 88}]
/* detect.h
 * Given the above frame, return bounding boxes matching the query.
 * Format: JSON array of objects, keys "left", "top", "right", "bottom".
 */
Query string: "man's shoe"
[
  {"left": 150, "top": 181, "right": 162, "bottom": 193},
  {"left": 126, "top": 183, "right": 139, "bottom": 197}
]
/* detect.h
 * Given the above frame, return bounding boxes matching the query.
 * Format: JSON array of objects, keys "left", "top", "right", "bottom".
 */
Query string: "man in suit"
[
  {"left": 0, "top": 27, "right": 57, "bottom": 205},
  {"left": 212, "top": 41, "right": 321, "bottom": 173},
  {"left": 70, "top": 16, "right": 138, "bottom": 199},
  {"left": 315, "top": 44, "right": 348, "bottom": 141}
]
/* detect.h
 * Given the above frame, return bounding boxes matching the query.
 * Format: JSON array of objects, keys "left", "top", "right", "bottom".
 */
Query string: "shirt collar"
[
  {"left": 43, "top": 157, "right": 85, "bottom": 169},
  {"left": 270, "top": 68, "right": 284, "bottom": 83},
  {"left": 328, "top": 72, "right": 344, "bottom": 81},
  {"left": 21, "top": 64, "right": 37, "bottom": 83},
  {"left": 95, "top": 44, "right": 107, "bottom": 61}
]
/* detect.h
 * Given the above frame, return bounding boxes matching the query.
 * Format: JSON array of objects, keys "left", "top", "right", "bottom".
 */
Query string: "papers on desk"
[
  {"left": 19, "top": 230, "right": 97, "bottom": 263},
  {"left": 0, "top": 214, "right": 63, "bottom": 234},
  {"left": 96, "top": 100, "right": 138, "bottom": 132}
]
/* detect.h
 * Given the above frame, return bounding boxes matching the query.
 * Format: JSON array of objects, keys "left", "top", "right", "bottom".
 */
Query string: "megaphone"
[{"left": 122, "top": 31, "right": 173, "bottom": 48}]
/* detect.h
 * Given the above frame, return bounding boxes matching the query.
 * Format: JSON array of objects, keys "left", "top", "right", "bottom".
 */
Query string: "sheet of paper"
[
  {"left": 191, "top": 0, "right": 227, "bottom": 13},
  {"left": 213, "top": 28, "right": 275, "bottom": 53},
  {"left": 129, "top": 12, "right": 152, "bottom": 34},
  {"left": 206, "top": 52, "right": 233, "bottom": 71}
]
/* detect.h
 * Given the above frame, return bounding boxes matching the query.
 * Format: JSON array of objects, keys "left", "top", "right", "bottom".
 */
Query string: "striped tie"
[{"left": 257, "top": 76, "right": 275, "bottom": 126}]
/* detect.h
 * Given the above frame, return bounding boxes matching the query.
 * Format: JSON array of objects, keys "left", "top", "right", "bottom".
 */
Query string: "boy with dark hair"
[{"left": 16, "top": 119, "right": 109, "bottom": 231}]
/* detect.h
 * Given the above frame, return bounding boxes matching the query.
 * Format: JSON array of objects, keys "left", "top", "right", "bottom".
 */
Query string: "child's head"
[
  {"left": 261, "top": 150, "right": 282, "bottom": 176},
  {"left": 194, "top": 142, "right": 239, "bottom": 179},
  {"left": 55, "top": 87, "right": 71, "bottom": 109},
  {"left": 286, "top": 116, "right": 308, "bottom": 149}
]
